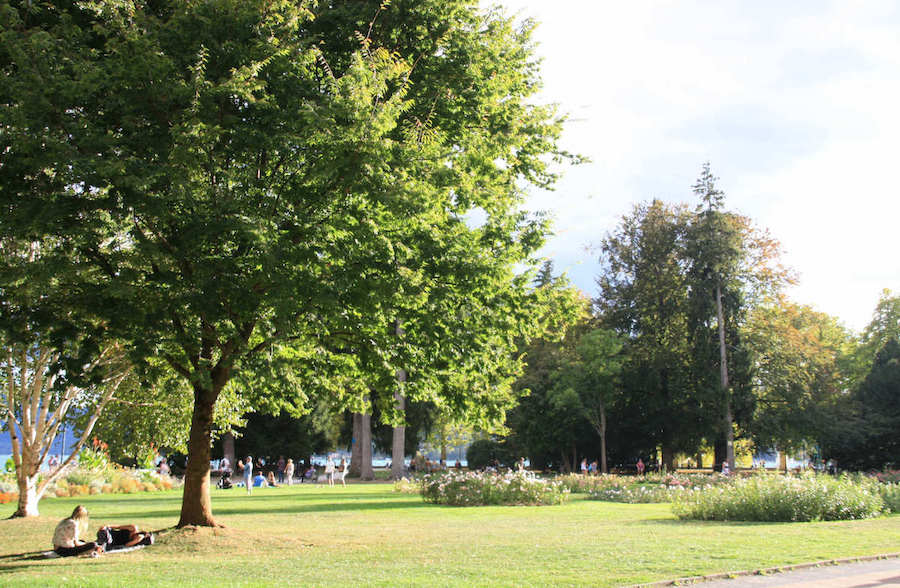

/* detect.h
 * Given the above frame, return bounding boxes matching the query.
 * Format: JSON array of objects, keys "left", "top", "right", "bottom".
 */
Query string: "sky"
[{"left": 490, "top": 0, "right": 900, "bottom": 332}]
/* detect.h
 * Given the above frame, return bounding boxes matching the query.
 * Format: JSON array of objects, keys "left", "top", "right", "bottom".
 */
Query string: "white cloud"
[{"left": 492, "top": 0, "right": 900, "bottom": 330}]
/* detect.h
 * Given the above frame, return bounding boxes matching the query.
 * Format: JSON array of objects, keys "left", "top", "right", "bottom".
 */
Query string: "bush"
[
  {"left": 0, "top": 491, "right": 17, "bottom": 504},
  {"left": 673, "top": 474, "right": 886, "bottom": 522},
  {"left": 874, "top": 470, "right": 900, "bottom": 484},
  {"left": 590, "top": 484, "right": 703, "bottom": 504},
  {"left": 393, "top": 477, "right": 421, "bottom": 495},
  {"left": 879, "top": 483, "right": 900, "bottom": 513},
  {"left": 66, "top": 471, "right": 99, "bottom": 486},
  {"left": 556, "top": 473, "right": 629, "bottom": 494},
  {"left": 422, "top": 470, "right": 569, "bottom": 506}
]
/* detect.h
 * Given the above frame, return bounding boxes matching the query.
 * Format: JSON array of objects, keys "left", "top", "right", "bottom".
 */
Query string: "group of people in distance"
[
  {"left": 220, "top": 454, "right": 347, "bottom": 495},
  {"left": 52, "top": 505, "right": 153, "bottom": 558}
]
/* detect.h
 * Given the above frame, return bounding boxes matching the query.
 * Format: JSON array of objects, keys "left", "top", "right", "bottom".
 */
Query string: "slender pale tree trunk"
[
  {"left": 360, "top": 412, "right": 374, "bottom": 480},
  {"left": 390, "top": 388, "right": 406, "bottom": 480},
  {"left": 599, "top": 405, "right": 608, "bottom": 474},
  {"left": 349, "top": 413, "right": 362, "bottom": 477},
  {"left": 5, "top": 344, "right": 127, "bottom": 518},
  {"left": 223, "top": 432, "right": 235, "bottom": 474},
  {"left": 390, "top": 320, "right": 406, "bottom": 480},
  {"left": 716, "top": 283, "right": 735, "bottom": 471}
]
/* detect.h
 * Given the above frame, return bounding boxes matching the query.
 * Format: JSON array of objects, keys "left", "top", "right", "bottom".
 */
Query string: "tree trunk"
[
  {"left": 572, "top": 443, "right": 577, "bottom": 474},
  {"left": 714, "top": 439, "right": 726, "bottom": 471},
  {"left": 223, "top": 432, "right": 235, "bottom": 473},
  {"left": 360, "top": 412, "right": 374, "bottom": 480},
  {"left": 178, "top": 384, "right": 219, "bottom": 527},
  {"left": 560, "top": 449, "right": 571, "bottom": 474},
  {"left": 661, "top": 445, "right": 674, "bottom": 473},
  {"left": 695, "top": 451, "right": 704, "bottom": 469},
  {"left": 349, "top": 413, "right": 362, "bottom": 477},
  {"left": 12, "top": 458, "right": 40, "bottom": 518},
  {"left": 390, "top": 320, "right": 407, "bottom": 480},
  {"left": 716, "top": 283, "right": 735, "bottom": 470},
  {"left": 390, "top": 389, "right": 406, "bottom": 480},
  {"left": 440, "top": 423, "right": 447, "bottom": 465},
  {"left": 599, "top": 405, "right": 608, "bottom": 474}
]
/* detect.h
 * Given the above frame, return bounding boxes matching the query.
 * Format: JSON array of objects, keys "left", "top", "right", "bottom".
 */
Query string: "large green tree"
[
  {"left": 597, "top": 200, "right": 699, "bottom": 470},
  {"left": 1, "top": 0, "right": 572, "bottom": 526}
]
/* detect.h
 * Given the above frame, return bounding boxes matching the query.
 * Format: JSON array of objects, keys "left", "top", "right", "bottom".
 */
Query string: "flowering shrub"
[
  {"left": 874, "top": 470, "right": 900, "bottom": 484},
  {"left": 673, "top": 474, "right": 886, "bottom": 522},
  {"left": 422, "top": 471, "right": 569, "bottom": 506},
  {"left": 879, "top": 483, "right": 900, "bottom": 513},
  {"left": 589, "top": 484, "right": 707, "bottom": 504},
  {"left": 0, "top": 491, "right": 17, "bottom": 504},
  {"left": 393, "top": 477, "right": 421, "bottom": 495}
]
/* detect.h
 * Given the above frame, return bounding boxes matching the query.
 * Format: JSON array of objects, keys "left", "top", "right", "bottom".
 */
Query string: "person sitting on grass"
[
  {"left": 253, "top": 472, "right": 268, "bottom": 487},
  {"left": 266, "top": 471, "right": 279, "bottom": 487},
  {"left": 302, "top": 464, "right": 316, "bottom": 483},
  {"left": 52, "top": 505, "right": 103, "bottom": 558},
  {"left": 97, "top": 524, "right": 154, "bottom": 549}
]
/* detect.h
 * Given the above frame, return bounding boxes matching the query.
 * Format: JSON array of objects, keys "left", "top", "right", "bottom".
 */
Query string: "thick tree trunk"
[
  {"left": 560, "top": 449, "right": 571, "bottom": 474},
  {"left": 599, "top": 405, "right": 608, "bottom": 474},
  {"left": 714, "top": 439, "right": 726, "bottom": 471},
  {"left": 716, "top": 283, "right": 735, "bottom": 470},
  {"left": 695, "top": 452, "right": 704, "bottom": 469},
  {"left": 12, "top": 461, "right": 41, "bottom": 518},
  {"left": 661, "top": 445, "right": 675, "bottom": 473},
  {"left": 349, "top": 413, "right": 362, "bottom": 477},
  {"left": 360, "top": 412, "right": 374, "bottom": 480},
  {"left": 178, "top": 384, "right": 219, "bottom": 527}
]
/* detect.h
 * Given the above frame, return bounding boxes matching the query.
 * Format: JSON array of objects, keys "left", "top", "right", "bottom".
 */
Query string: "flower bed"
[
  {"left": 589, "top": 484, "right": 707, "bottom": 504},
  {"left": 879, "top": 483, "right": 900, "bottom": 513},
  {"left": 422, "top": 470, "right": 569, "bottom": 506},
  {"left": 672, "top": 474, "right": 886, "bottom": 522}
]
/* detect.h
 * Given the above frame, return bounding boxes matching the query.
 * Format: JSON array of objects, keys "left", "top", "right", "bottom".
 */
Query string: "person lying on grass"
[
  {"left": 96, "top": 524, "right": 154, "bottom": 549},
  {"left": 52, "top": 505, "right": 103, "bottom": 558}
]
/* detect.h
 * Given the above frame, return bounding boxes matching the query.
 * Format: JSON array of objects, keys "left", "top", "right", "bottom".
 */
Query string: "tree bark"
[
  {"left": 661, "top": 445, "right": 674, "bottom": 473},
  {"left": 360, "top": 412, "right": 374, "bottom": 480},
  {"left": 223, "top": 432, "right": 235, "bottom": 473},
  {"left": 390, "top": 388, "right": 406, "bottom": 480},
  {"left": 560, "top": 449, "right": 571, "bottom": 473},
  {"left": 12, "top": 459, "right": 40, "bottom": 518},
  {"left": 390, "top": 319, "right": 407, "bottom": 480},
  {"left": 599, "top": 405, "right": 608, "bottom": 474},
  {"left": 349, "top": 413, "right": 362, "bottom": 477},
  {"left": 178, "top": 384, "right": 219, "bottom": 527},
  {"left": 716, "top": 283, "right": 735, "bottom": 470}
]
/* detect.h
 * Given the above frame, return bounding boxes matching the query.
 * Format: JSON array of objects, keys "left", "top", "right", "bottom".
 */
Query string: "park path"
[{"left": 679, "top": 557, "right": 900, "bottom": 587}]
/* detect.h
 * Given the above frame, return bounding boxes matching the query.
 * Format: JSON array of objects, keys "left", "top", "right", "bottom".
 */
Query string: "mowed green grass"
[{"left": 1, "top": 483, "right": 898, "bottom": 587}]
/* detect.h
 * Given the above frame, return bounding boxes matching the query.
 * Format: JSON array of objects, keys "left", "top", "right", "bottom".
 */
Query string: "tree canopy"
[{"left": 1, "top": 0, "right": 576, "bottom": 525}]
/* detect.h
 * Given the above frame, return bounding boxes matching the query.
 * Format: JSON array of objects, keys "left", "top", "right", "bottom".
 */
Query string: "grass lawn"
[{"left": 1, "top": 483, "right": 897, "bottom": 587}]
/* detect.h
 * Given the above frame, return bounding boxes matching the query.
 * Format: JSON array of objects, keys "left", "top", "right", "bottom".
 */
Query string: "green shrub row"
[{"left": 672, "top": 474, "right": 886, "bottom": 522}]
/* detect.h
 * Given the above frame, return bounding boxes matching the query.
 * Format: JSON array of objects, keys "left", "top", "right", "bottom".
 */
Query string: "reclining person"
[{"left": 97, "top": 524, "right": 154, "bottom": 549}]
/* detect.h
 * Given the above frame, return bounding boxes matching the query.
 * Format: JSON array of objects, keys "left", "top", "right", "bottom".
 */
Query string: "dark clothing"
[
  {"left": 54, "top": 542, "right": 98, "bottom": 557},
  {"left": 110, "top": 528, "right": 132, "bottom": 546}
]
